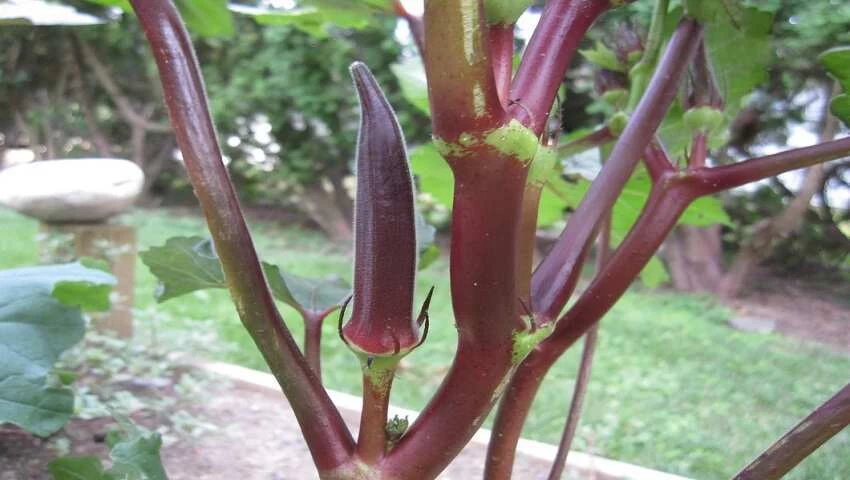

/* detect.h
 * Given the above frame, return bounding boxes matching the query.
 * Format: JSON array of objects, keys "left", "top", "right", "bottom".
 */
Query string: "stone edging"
[{"left": 201, "top": 361, "right": 691, "bottom": 480}]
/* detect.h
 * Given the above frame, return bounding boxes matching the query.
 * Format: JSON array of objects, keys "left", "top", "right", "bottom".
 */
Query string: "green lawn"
[{"left": 2, "top": 207, "right": 848, "bottom": 479}]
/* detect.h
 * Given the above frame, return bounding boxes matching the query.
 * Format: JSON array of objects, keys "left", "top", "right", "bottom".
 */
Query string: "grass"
[{"left": 2, "top": 206, "right": 848, "bottom": 479}]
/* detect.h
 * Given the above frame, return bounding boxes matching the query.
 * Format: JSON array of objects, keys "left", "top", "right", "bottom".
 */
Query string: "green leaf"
[
  {"left": 139, "top": 237, "right": 225, "bottom": 303},
  {"left": 262, "top": 263, "right": 350, "bottom": 315},
  {"left": 391, "top": 57, "right": 430, "bottom": 115},
  {"left": 175, "top": 0, "right": 234, "bottom": 38},
  {"left": 231, "top": 1, "right": 385, "bottom": 38},
  {"left": 410, "top": 143, "right": 455, "bottom": 208},
  {"left": 484, "top": 0, "right": 533, "bottom": 25},
  {"left": 580, "top": 42, "right": 625, "bottom": 72},
  {"left": 49, "top": 423, "right": 169, "bottom": 480},
  {"left": 141, "top": 236, "right": 350, "bottom": 315},
  {"left": 109, "top": 429, "right": 168, "bottom": 480},
  {"left": 820, "top": 46, "right": 850, "bottom": 127},
  {"left": 0, "top": 262, "right": 115, "bottom": 436},
  {"left": 660, "top": 5, "right": 774, "bottom": 156},
  {"left": 49, "top": 456, "right": 110, "bottom": 480}
]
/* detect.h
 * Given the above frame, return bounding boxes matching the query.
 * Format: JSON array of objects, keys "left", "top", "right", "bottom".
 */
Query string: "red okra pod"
[{"left": 341, "top": 62, "right": 420, "bottom": 356}]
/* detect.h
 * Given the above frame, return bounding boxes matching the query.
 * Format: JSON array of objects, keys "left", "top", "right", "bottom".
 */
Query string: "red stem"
[
  {"left": 302, "top": 309, "right": 328, "bottom": 381},
  {"left": 644, "top": 137, "right": 676, "bottom": 181},
  {"left": 356, "top": 371, "right": 395, "bottom": 465},
  {"left": 689, "top": 133, "right": 708, "bottom": 169},
  {"left": 530, "top": 18, "right": 704, "bottom": 324},
  {"left": 695, "top": 137, "right": 850, "bottom": 194},
  {"left": 128, "top": 0, "right": 353, "bottom": 472},
  {"left": 394, "top": 0, "right": 425, "bottom": 56},
  {"left": 735, "top": 383, "right": 850, "bottom": 480},
  {"left": 423, "top": 0, "right": 504, "bottom": 140},
  {"left": 546, "top": 215, "right": 611, "bottom": 480},
  {"left": 490, "top": 23, "right": 515, "bottom": 107},
  {"left": 382, "top": 156, "right": 528, "bottom": 479},
  {"left": 490, "top": 174, "right": 697, "bottom": 478},
  {"left": 509, "top": 0, "right": 612, "bottom": 135}
]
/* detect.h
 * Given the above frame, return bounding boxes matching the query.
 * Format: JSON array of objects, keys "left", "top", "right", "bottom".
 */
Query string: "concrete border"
[{"left": 202, "top": 361, "right": 691, "bottom": 480}]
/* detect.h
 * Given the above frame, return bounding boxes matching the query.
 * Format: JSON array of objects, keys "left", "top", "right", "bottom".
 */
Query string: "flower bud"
[{"left": 341, "top": 62, "right": 420, "bottom": 357}]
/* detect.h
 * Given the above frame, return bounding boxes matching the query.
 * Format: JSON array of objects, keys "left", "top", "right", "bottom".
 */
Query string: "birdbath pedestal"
[{"left": 0, "top": 158, "right": 145, "bottom": 338}]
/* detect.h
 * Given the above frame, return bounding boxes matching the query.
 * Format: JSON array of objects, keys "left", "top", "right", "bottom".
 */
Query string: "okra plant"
[{"left": 127, "top": 0, "right": 849, "bottom": 479}]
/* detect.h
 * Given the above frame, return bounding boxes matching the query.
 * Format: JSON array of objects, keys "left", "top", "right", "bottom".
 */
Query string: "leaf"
[
  {"left": 175, "top": 0, "right": 234, "bottom": 38},
  {"left": 0, "top": 262, "right": 115, "bottom": 436},
  {"left": 49, "top": 456, "right": 110, "bottom": 480},
  {"left": 820, "top": 46, "right": 850, "bottom": 128},
  {"left": 263, "top": 263, "right": 350, "bottom": 315},
  {"left": 410, "top": 143, "right": 456, "bottom": 208},
  {"left": 49, "top": 423, "right": 169, "bottom": 480},
  {"left": 109, "top": 429, "right": 168, "bottom": 480},
  {"left": 659, "top": 5, "right": 774, "bottom": 156},
  {"left": 141, "top": 236, "right": 350, "bottom": 315},
  {"left": 139, "top": 237, "right": 225, "bottom": 303},
  {"left": 231, "top": 0, "right": 386, "bottom": 38},
  {"left": 639, "top": 255, "right": 670, "bottom": 288},
  {"left": 580, "top": 42, "right": 625, "bottom": 72},
  {"left": 391, "top": 57, "right": 430, "bottom": 115}
]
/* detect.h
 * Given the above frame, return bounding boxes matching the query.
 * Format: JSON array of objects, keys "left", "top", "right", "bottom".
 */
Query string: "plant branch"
[
  {"left": 509, "top": 0, "right": 613, "bottom": 135},
  {"left": 302, "top": 309, "right": 332, "bottom": 381},
  {"left": 356, "top": 359, "right": 399, "bottom": 465},
  {"left": 734, "top": 383, "right": 850, "bottom": 480},
  {"left": 530, "top": 18, "right": 703, "bottom": 323},
  {"left": 394, "top": 0, "right": 425, "bottom": 56},
  {"left": 546, "top": 214, "right": 610, "bottom": 480},
  {"left": 696, "top": 137, "right": 850, "bottom": 194},
  {"left": 644, "top": 137, "right": 675, "bottom": 181},
  {"left": 423, "top": 0, "right": 504, "bottom": 139},
  {"left": 490, "top": 23, "right": 515, "bottom": 107},
  {"left": 128, "top": 0, "right": 354, "bottom": 472}
]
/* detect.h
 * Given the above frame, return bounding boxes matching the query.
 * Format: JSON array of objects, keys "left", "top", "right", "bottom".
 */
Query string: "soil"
[
  {"left": 726, "top": 270, "right": 850, "bottom": 354},
  {"left": 1, "top": 380, "right": 587, "bottom": 480}
]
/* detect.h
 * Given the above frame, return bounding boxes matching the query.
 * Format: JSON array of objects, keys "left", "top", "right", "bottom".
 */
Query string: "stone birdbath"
[{"left": 0, "top": 158, "right": 144, "bottom": 337}]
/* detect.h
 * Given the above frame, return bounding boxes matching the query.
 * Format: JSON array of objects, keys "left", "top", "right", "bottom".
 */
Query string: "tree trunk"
[
  {"left": 301, "top": 179, "right": 354, "bottom": 243},
  {"left": 719, "top": 83, "right": 840, "bottom": 297},
  {"left": 663, "top": 224, "right": 725, "bottom": 293}
]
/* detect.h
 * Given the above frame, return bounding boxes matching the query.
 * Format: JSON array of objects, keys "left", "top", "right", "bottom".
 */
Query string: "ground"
[{"left": 1, "top": 207, "right": 848, "bottom": 479}]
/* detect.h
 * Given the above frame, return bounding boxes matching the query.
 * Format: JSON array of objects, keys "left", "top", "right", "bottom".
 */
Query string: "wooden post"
[{"left": 40, "top": 223, "right": 136, "bottom": 338}]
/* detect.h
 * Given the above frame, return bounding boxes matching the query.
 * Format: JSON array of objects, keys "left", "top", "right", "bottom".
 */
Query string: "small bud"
[
  {"left": 683, "top": 106, "right": 725, "bottom": 135},
  {"left": 342, "top": 62, "right": 420, "bottom": 357}
]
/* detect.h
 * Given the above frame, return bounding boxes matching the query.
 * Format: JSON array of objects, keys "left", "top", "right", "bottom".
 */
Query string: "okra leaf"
[
  {"left": 0, "top": 262, "right": 115, "bottom": 436},
  {"left": 80, "top": 0, "right": 234, "bottom": 37},
  {"left": 391, "top": 57, "right": 430, "bottom": 115},
  {"left": 231, "top": 0, "right": 391, "bottom": 38},
  {"left": 820, "top": 46, "right": 850, "bottom": 128},
  {"left": 141, "top": 236, "right": 350, "bottom": 315},
  {"left": 49, "top": 422, "right": 168, "bottom": 480}
]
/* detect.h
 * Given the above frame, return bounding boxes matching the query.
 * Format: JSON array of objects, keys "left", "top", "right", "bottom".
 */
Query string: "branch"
[
  {"left": 74, "top": 34, "right": 172, "bottom": 133},
  {"left": 644, "top": 137, "right": 675, "bottom": 181},
  {"left": 128, "top": 0, "right": 354, "bottom": 472},
  {"left": 734, "top": 383, "right": 850, "bottom": 480},
  {"left": 423, "top": 0, "right": 504, "bottom": 139},
  {"left": 394, "top": 0, "right": 425, "bottom": 56},
  {"left": 546, "top": 214, "right": 610, "bottom": 480},
  {"left": 696, "top": 137, "right": 850, "bottom": 194},
  {"left": 530, "top": 18, "right": 703, "bottom": 323},
  {"left": 509, "top": 0, "right": 613, "bottom": 135},
  {"left": 489, "top": 23, "right": 515, "bottom": 107}
]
